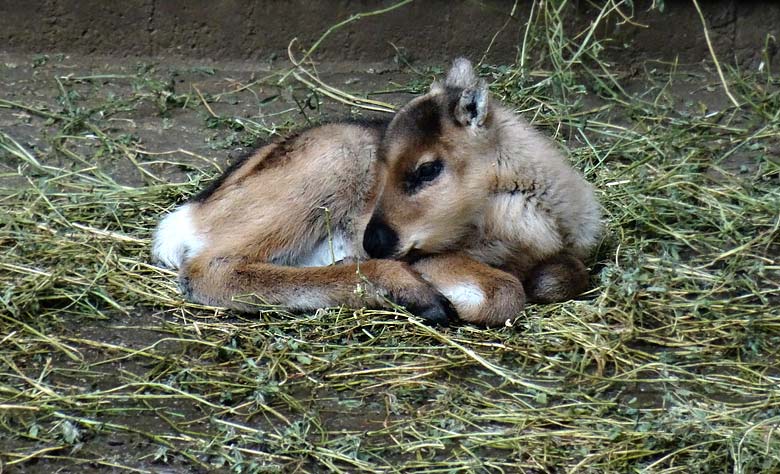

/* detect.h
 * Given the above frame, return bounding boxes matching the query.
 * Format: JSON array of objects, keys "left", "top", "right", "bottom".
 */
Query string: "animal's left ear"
[{"left": 453, "top": 79, "right": 489, "bottom": 128}]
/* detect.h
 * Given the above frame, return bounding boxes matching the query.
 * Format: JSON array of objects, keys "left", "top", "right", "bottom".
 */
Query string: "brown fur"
[
  {"left": 412, "top": 254, "right": 525, "bottom": 326},
  {"left": 152, "top": 59, "right": 602, "bottom": 327}
]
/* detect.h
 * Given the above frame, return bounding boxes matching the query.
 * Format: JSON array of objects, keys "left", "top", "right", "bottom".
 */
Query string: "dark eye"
[
  {"left": 405, "top": 159, "right": 443, "bottom": 194},
  {"left": 416, "top": 160, "right": 443, "bottom": 182}
]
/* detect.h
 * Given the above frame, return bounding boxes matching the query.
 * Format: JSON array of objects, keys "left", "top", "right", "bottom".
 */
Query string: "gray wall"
[{"left": 0, "top": 1, "right": 777, "bottom": 66}]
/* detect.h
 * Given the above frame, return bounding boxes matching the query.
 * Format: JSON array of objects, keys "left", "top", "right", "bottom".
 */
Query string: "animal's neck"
[{"left": 485, "top": 106, "right": 539, "bottom": 195}]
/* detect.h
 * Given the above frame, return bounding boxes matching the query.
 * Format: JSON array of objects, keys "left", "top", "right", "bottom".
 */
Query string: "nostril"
[{"left": 363, "top": 217, "right": 399, "bottom": 259}]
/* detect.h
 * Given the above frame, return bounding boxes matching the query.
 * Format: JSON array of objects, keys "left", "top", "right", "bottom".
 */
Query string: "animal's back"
[{"left": 152, "top": 120, "right": 386, "bottom": 270}]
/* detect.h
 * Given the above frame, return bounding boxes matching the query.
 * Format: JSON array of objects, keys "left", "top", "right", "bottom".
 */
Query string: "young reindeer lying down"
[{"left": 152, "top": 58, "right": 601, "bottom": 327}]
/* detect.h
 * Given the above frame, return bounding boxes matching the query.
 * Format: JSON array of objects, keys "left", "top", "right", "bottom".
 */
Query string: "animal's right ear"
[{"left": 453, "top": 79, "right": 489, "bottom": 128}]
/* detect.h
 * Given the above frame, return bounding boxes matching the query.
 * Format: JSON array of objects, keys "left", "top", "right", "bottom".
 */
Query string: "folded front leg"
[
  {"left": 412, "top": 254, "right": 526, "bottom": 327},
  {"left": 180, "top": 253, "right": 456, "bottom": 325}
]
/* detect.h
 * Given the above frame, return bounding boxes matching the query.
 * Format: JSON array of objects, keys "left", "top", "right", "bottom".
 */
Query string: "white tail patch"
[
  {"left": 298, "top": 232, "right": 352, "bottom": 267},
  {"left": 152, "top": 204, "right": 204, "bottom": 269}
]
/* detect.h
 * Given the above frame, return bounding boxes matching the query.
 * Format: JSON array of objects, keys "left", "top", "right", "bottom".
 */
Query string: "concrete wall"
[{"left": 0, "top": 1, "right": 777, "bottom": 66}]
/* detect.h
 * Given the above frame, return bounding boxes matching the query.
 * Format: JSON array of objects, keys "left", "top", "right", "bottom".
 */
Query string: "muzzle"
[{"left": 363, "top": 214, "right": 399, "bottom": 259}]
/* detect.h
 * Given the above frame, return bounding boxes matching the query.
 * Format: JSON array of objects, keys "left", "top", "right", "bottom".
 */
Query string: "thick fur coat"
[{"left": 153, "top": 58, "right": 601, "bottom": 326}]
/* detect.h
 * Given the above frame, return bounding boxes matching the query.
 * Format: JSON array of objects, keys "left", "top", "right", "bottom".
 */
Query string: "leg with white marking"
[
  {"left": 180, "top": 252, "right": 457, "bottom": 325},
  {"left": 412, "top": 254, "right": 525, "bottom": 327}
]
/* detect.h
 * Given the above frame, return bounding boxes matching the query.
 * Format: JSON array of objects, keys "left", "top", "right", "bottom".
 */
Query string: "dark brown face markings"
[
  {"left": 403, "top": 159, "right": 444, "bottom": 194},
  {"left": 410, "top": 98, "right": 442, "bottom": 137},
  {"left": 381, "top": 97, "right": 443, "bottom": 167},
  {"left": 386, "top": 97, "right": 444, "bottom": 148},
  {"left": 380, "top": 96, "right": 453, "bottom": 197}
]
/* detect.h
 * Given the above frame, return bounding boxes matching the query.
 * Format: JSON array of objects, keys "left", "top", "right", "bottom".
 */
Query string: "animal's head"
[{"left": 363, "top": 58, "right": 498, "bottom": 260}]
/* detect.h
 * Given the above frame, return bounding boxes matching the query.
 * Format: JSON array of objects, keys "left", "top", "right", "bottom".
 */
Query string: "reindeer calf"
[{"left": 153, "top": 58, "right": 601, "bottom": 326}]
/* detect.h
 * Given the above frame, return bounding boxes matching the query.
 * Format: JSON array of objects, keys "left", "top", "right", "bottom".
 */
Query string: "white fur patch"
[
  {"left": 298, "top": 232, "right": 352, "bottom": 267},
  {"left": 152, "top": 204, "right": 204, "bottom": 269},
  {"left": 440, "top": 283, "right": 485, "bottom": 310}
]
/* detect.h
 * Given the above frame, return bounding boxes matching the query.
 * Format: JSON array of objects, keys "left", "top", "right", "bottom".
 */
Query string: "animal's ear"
[
  {"left": 453, "top": 79, "right": 489, "bottom": 128},
  {"left": 445, "top": 57, "right": 477, "bottom": 89},
  {"left": 429, "top": 80, "right": 444, "bottom": 94}
]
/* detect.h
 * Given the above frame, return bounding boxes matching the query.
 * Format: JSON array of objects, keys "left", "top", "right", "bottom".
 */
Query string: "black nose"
[{"left": 363, "top": 215, "right": 399, "bottom": 259}]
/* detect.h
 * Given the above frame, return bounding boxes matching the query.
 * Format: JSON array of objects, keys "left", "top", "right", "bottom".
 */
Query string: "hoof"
[
  {"left": 405, "top": 294, "right": 458, "bottom": 326},
  {"left": 177, "top": 275, "right": 193, "bottom": 299}
]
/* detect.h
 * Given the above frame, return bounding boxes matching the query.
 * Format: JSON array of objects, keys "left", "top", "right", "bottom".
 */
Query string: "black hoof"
[
  {"left": 177, "top": 275, "right": 193, "bottom": 299},
  {"left": 405, "top": 295, "right": 458, "bottom": 326}
]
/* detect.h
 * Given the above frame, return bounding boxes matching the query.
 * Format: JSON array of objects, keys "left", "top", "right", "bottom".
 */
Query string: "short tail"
[{"left": 151, "top": 204, "right": 204, "bottom": 269}]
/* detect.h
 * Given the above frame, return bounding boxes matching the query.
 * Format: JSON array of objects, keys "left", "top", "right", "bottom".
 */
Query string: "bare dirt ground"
[{"left": 0, "top": 54, "right": 415, "bottom": 184}]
